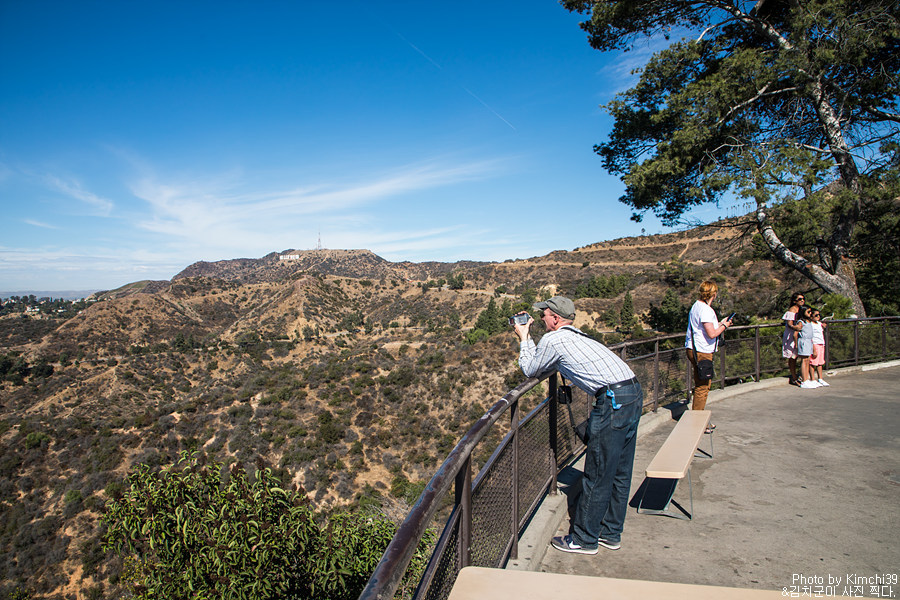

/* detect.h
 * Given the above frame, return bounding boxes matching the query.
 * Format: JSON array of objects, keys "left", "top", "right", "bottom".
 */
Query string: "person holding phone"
[
  {"left": 512, "top": 296, "right": 642, "bottom": 554},
  {"left": 684, "top": 281, "right": 732, "bottom": 433}
]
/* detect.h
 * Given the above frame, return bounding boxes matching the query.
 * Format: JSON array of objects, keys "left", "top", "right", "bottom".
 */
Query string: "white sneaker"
[
  {"left": 800, "top": 380, "right": 818, "bottom": 389},
  {"left": 817, "top": 379, "right": 830, "bottom": 386}
]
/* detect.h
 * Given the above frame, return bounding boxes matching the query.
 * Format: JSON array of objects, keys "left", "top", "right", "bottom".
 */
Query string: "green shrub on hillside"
[
  {"left": 575, "top": 274, "right": 631, "bottom": 299},
  {"left": 103, "top": 452, "right": 431, "bottom": 600},
  {"left": 464, "top": 328, "right": 490, "bottom": 345},
  {"left": 620, "top": 292, "right": 637, "bottom": 330},
  {"left": 103, "top": 452, "right": 318, "bottom": 599},
  {"left": 818, "top": 293, "right": 854, "bottom": 319},
  {"left": 647, "top": 289, "right": 689, "bottom": 333}
]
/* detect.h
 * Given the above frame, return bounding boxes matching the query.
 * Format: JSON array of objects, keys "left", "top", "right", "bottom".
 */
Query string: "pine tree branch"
[{"left": 863, "top": 106, "right": 900, "bottom": 123}]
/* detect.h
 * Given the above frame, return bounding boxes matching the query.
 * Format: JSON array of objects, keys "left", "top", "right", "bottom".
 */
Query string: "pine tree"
[
  {"left": 620, "top": 292, "right": 636, "bottom": 330},
  {"left": 561, "top": 0, "right": 900, "bottom": 316}
]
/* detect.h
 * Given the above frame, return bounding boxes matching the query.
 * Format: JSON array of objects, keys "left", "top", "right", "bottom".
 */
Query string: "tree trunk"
[
  {"left": 738, "top": 7, "right": 868, "bottom": 316},
  {"left": 755, "top": 203, "right": 867, "bottom": 317}
]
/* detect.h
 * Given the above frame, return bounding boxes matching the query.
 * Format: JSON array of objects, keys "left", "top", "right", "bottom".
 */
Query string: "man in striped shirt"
[{"left": 513, "top": 296, "right": 643, "bottom": 554}]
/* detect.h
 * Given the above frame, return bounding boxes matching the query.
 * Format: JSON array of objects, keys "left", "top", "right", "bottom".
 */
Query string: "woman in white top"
[{"left": 684, "top": 280, "right": 732, "bottom": 432}]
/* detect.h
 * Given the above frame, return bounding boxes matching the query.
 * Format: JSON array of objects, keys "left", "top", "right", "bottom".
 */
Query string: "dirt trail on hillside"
[
  {"left": 571, "top": 228, "right": 740, "bottom": 253},
  {"left": 494, "top": 259, "right": 702, "bottom": 267}
]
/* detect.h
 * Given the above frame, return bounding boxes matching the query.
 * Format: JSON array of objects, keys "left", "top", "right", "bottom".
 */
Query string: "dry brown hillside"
[{"left": 0, "top": 222, "right": 809, "bottom": 599}]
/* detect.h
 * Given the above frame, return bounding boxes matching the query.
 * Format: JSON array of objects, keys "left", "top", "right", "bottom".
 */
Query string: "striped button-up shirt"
[{"left": 518, "top": 326, "right": 635, "bottom": 395}]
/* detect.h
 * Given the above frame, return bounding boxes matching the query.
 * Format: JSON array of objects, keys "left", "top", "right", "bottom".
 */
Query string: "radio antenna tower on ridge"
[{"left": 316, "top": 230, "right": 323, "bottom": 251}]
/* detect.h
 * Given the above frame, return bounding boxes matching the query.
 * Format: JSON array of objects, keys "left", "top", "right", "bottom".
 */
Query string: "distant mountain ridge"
[
  {"left": 173, "top": 248, "right": 489, "bottom": 284},
  {"left": 72, "top": 224, "right": 756, "bottom": 306}
]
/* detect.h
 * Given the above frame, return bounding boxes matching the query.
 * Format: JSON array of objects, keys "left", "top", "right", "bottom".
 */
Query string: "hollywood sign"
[{"left": 279, "top": 254, "right": 302, "bottom": 261}]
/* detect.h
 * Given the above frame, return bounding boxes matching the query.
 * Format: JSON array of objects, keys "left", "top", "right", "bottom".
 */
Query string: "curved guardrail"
[{"left": 359, "top": 316, "right": 900, "bottom": 600}]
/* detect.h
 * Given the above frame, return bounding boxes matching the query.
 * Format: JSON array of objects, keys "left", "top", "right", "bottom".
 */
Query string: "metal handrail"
[
  {"left": 359, "top": 372, "right": 556, "bottom": 600},
  {"left": 359, "top": 316, "right": 900, "bottom": 600}
]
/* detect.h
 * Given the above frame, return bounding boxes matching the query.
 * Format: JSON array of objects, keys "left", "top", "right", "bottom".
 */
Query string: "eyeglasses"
[{"left": 796, "top": 297, "right": 805, "bottom": 301}]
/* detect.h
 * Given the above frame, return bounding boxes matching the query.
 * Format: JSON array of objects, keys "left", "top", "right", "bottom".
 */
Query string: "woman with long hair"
[{"left": 782, "top": 292, "right": 805, "bottom": 385}]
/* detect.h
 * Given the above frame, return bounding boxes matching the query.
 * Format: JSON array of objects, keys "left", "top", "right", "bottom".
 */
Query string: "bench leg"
[
  {"left": 636, "top": 471, "right": 694, "bottom": 520},
  {"left": 695, "top": 430, "right": 714, "bottom": 459}
]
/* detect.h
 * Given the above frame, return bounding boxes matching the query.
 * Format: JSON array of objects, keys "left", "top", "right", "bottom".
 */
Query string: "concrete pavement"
[{"left": 509, "top": 363, "right": 900, "bottom": 595}]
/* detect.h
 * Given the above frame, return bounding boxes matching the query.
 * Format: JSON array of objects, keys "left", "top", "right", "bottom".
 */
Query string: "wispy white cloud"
[
  {"left": 340, "top": 225, "right": 481, "bottom": 255},
  {"left": 127, "top": 157, "right": 506, "bottom": 255},
  {"left": 24, "top": 219, "right": 60, "bottom": 230},
  {"left": 333, "top": 222, "right": 529, "bottom": 263},
  {"left": 596, "top": 28, "right": 696, "bottom": 100},
  {"left": 3, "top": 145, "right": 531, "bottom": 288},
  {"left": 45, "top": 175, "right": 115, "bottom": 216},
  {"left": 0, "top": 244, "right": 187, "bottom": 289}
]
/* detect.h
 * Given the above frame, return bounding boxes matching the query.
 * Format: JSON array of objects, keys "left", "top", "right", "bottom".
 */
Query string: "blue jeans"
[{"left": 571, "top": 381, "right": 643, "bottom": 547}]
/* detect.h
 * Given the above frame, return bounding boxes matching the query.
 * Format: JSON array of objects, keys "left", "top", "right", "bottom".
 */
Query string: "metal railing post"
[
  {"left": 509, "top": 399, "right": 519, "bottom": 560},
  {"left": 719, "top": 334, "right": 726, "bottom": 389},
  {"left": 456, "top": 457, "right": 472, "bottom": 570},
  {"left": 754, "top": 327, "right": 761, "bottom": 382},
  {"left": 653, "top": 340, "right": 660, "bottom": 412},
  {"left": 854, "top": 320, "right": 860, "bottom": 366},
  {"left": 686, "top": 350, "right": 693, "bottom": 404}
]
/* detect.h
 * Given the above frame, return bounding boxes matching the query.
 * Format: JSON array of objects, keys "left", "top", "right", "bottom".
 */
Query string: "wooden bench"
[
  {"left": 448, "top": 567, "right": 785, "bottom": 599},
  {"left": 636, "top": 409, "right": 713, "bottom": 520}
]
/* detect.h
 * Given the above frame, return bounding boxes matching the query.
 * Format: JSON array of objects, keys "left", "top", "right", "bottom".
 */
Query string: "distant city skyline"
[
  {"left": 0, "top": 290, "right": 100, "bottom": 301},
  {"left": 0, "top": 1, "right": 739, "bottom": 291}
]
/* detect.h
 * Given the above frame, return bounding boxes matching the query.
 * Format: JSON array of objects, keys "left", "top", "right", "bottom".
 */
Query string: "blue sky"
[{"left": 0, "top": 1, "right": 734, "bottom": 292}]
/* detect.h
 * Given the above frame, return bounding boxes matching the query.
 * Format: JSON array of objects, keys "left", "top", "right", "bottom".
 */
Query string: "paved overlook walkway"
[{"left": 509, "top": 363, "right": 900, "bottom": 595}]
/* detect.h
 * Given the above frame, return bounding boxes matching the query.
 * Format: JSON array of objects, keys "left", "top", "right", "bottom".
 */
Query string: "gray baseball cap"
[{"left": 533, "top": 296, "right": 576, "bottom": 320}]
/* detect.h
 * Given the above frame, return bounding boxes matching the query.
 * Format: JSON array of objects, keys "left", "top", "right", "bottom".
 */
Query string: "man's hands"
[{"left": 512, "top": 312, "right": 533, "bottom": 342}]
